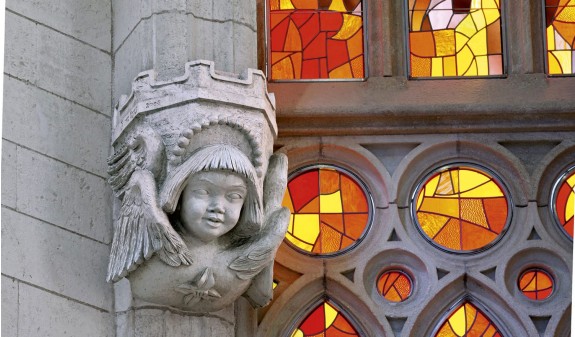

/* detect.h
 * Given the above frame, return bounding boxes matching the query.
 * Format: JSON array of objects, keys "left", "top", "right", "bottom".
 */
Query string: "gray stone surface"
[
  {"left": 153, "top": 12, "right": 189, "bottom": 80},
  {"left": 112, "top": 0, "right": 151, "bottom": 50},
  {"left": 5, "top": 12, "right": 111, "bottom": 114},
  {"left": 18, "top": 283, "right": 113, "bottom": 337},
  {"left": 16, "top": 147, "right": 112, "bottom": 243},
  {"left": 1, "top": 276, "right": 18, "bottom": 336},
  {"left": 1, "top": 140, "right": 17, "bottom": 209},
  {"left": 1, "top": 208, "right": 113, "bottom": 310},
  {"left": 3, "top": 75, "right": 111, "bottom": 176},
  {"left": 6, "top": 0, "right": 111, "bottom": 51}
]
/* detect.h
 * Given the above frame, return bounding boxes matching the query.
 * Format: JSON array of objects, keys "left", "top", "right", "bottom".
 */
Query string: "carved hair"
[{"left": 162, "top": 144, "right": 263, "bottom": 238}]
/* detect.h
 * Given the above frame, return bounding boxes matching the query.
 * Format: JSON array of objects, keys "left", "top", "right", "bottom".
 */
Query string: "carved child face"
[{"left": 180, "top": 170, "right": 247, "bottom": 242}]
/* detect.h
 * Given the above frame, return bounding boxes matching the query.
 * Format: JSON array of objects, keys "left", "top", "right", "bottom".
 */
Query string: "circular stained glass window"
[
  {"left": 518, "top": 268, "right": 554, "bottom": 301},
  {"left": 282, "top": 165, "right": 373, "bottom": 256},
  {"left": 377, "top": 270, "right": 412, "bottom": 302},
  {"left": 551, "top": 166, "right": 574, "bottom": 239},
  {"left": 411, "top": 165, "right": 511, "bottom": 253}
]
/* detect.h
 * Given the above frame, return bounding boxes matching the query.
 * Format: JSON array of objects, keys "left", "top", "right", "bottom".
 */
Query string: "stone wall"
[{"left": 2, "top": 0, "right": 114, "bottom": 336}]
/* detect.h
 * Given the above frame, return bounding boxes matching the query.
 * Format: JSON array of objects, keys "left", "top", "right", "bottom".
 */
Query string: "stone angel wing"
[{"left": 106, "top": 128, "right": 193, "bottom": 282}]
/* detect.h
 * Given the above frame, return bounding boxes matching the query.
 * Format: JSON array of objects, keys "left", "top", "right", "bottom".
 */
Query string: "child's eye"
[{"left": 228, "top": 192, "right": 244, "bottom": 200}]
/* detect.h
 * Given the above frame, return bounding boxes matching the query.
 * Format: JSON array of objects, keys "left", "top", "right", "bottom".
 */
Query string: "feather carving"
[{"left": 106, "top": 127, "right": 193, "bottom": 282}]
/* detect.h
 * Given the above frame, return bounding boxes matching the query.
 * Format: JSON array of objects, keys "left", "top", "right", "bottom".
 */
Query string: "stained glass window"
[
  {"left": 290, "top": 300, "right": 360, "bottom": 337},
  {"left": 412, "top": 165, "right": 510, "bottom": 252},
  {"left": 518, "top": 268, "right": 554, "bottom": 300},
  {"left": 267, "top": 0, "right": 365, "bottom": 80},
  {"left": 434, "top": 301, "right": 503, "bottom": 337},
  {"left": 282, "top": 165, "right": 372, "bottom": 255},
  {"left": 377, "top": 270, "right": 413, "bottom": 302},
  {"left": 552, "top": 167, "right": 575, "bottom": 238},
  {"left": 407, "top": 0, "right": 504, "bottom": 77},
  {"left": 545, "top": 0, "right": 575, "bottom": 75}
]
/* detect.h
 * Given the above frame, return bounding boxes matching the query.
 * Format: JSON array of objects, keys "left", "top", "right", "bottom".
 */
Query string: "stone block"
[
  {"left": 153, "top": 12, "right": 188, "bottom": 80},
  {"left": 212, "top": 0, "right": 234, "bottom": 22},
  {"left": 18, "top": 283, "right": 113, "bottom": 337},
  {"left": 134, "top": 309, "right": 164, "bottom": 337},
  {"left": 1, "top": 208, "right": 113, "bottom": 310},
  {"left": 1, "top": 276, "right": 18, "bottom": 336},
  {"left": 5, "top": 12, "right": 111, "bottom": 114},
  {"left": 153, "top": 0, "right": 186, "bottom": 12},
  {"left": 187, "top": 0, "right": 212, "bottom": 20},
  {"left": 6, "top": 0, "right": 111, "bottom": 51},
  {"left": 113, "top": 0, "right": 152, "bottom": 51},
  {"left": 233, "top": 23, "right": 257, "bottom": 74},
  {"left": 3, "top": 75, "right": 111, "bottom": 176},
  {"left": 16, "top": 147, "right": 112, "bottom": 243},
  {"left": 234, "top": 0, "right": 257, "bottom": 29},
  {"left": 113, "top": 19, "right": 154, "bottom": 102},
  {"left": 212, "top": 21, "right": 235, "bottom": 73},
  {"left": 2, "top": 140, "right": 17, "bottom": 208},
  {"left": 116, "top": 311, "right": 135, "bottom": 337},
  {"left": 187, "top": 15, "right": 214, "bottom": 67}
]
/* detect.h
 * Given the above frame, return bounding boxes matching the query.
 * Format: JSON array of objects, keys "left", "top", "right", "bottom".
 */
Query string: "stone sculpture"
[{"left": 106, "top": 61, "right": 289, "bottom": 313}]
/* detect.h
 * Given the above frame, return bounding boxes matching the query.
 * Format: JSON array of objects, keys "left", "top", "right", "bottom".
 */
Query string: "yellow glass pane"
[
  {"left": 548, "top": 51, "right": 563, "bottom": 74},
  {"left": 448, "top": 305, "right": 467, "bottom": 336},
  {"left": 272, "top": 57, "right": 294, "bottom": 79},
  {"left": 328, "top": 0, "right": 347, "bottom": 12},
  {"left": 459, "top": 169, "right": 491, "bottom": 192},
  {"left": 483, "top": 8, "right": 500, "bottom": 26},
  {"left": 420, "top": 197, "right": 460, "bottom": 218},
  {"left": 417, "top": 190, "right": 425, "bottom": 209},
  {"left": 556, "top": 5, "right": 575, "bottom": 22},
  {"left": 434, "top": 30, "right": 456, "bottom": 56},
  {"left": 283, "top": 190, "right": 294, "bottom": 212},
  {"left": 324, "top": 302, "right": 338, "bottom": 327},
  {"left": 288, "top": 214, "right": 294, "bottom": 233},
  {"left": 320, "top": 191, "right": 343, "bottom": 213},
  {"left": 432, "top": 57, "right": 444, "bottom": 76},
  {"left": 476, "top": 55, "right": 489, "bottom": 75},
  {"left": 459, "top": 181, "right": 503, "bottom": 198},
  {"left": 291, "top": 329, "right": 304, "bottom": 337},
  {"left": 424, "top": 175, "right": 441, "bottom": 197},
  {"left": 286, "top": 232, "right": 314, "bottom": 251},
  {"left": 567, "top": 173, "right": 575, "bottom": 186},
  {"left": 457, "top": 45, "right": 474, "bottom": 75},
  {"left": 412, "top": 11, "right": 426, "bottom": 31},
  {"left": 471, "top": 10, "right": 487, "bottom": 30},
  {"left": 450, "top": 170, "right": 460, "bottom": 193},
  {"left": 444, "top": 56, "right": 457, "bottom": 76},
  {"left": 417, "top": 212, "right": 450, "bottom": 238},
  {"left": 332, "top": 14, "right": 362, "bottom": 40},
  {"left": 456, "top": 32, "right": 470, "bottom": 52},
  {"left": 347, "top": 28, "right": 364, "bottom": 59},
  {"left": 551, "top": 51, "right": 573, "bottom": 74},
  {"left": 329, "top": 62, "right": 353, "bottom": 78},
  {"left": 279, "top": 0, "right": 295, "bottom": 10},
  {"left": 293, "top": 214, "right": 320, "bottom": 243},
  {"left": 547, "top": 26, "right": 556, "bottom": 51},
  {"left": 467, "top": 28, "right": 488, "bottom": 56},
  {"left": 465, "top": 59, "right": 478, "bottom": 76},
  {"left": 436, "top": 172, "right": 455, "bottom": 195},
  {"left": 456, "top": 14, "right": 478, "bottom": 38}
]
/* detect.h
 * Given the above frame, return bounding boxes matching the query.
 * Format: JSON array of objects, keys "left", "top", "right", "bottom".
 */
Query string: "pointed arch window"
[
  {"left": 290, "top": 300, "right": 361, "bottom": 337},
  {"left": 407, "top": 0, "right": 505, "bottom": 77},
  {"left": 434, "top": 301, "right": 504, "bottom": 337},
  {"left": 267, "top": 0, "right": 366, "bottom": 80},
  {"left": 544, "top": 0, "right": 575, "bottom": 75}
]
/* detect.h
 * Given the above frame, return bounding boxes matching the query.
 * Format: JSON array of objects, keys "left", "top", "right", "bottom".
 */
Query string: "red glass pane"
[
  {"left": 407, "top": 0, "right": 504, "bottom": 77},
  {"left": 545, "top": 0, "right": 575, "bottom": 75},
  {"left": 413, "top": 166, "right": 510, "bottom": 252},
  {"left": 268, "top": 0, "right": 365, "bottom": 80},
  {"left": 518, "top": 268, "right": 554, "bottom": 301},
  {"left": 283, "top": 166, "right": 371, "bottom": 255},
  {"left": 434, "top": 302, "right": 503, "bottom": 337},
  {"left": 291, "top": 301, "right": 360, "bottom": 337},
  {"left": 553, "top": 168, "right": 575, "bottom": 238},
  {"left": 377, "top": 270, "right": 413, "bottom": 302}
]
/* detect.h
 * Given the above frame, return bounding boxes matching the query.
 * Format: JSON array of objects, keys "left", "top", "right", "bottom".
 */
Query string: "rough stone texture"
[
  {"left": 18, "top": 283, "right": 113, "bottom": 337},
  {"left": 113, "top": 0, "right": 257, "bottom": 101},
  {"left": 5, "top": 11, "right": 111, "bottom": 114},
  {"left": 3, "top": 75, "right": 111, "bottom": 176},
  {"left": 16, "top": 147, "right": 112, "bottom": 243},
  {"left": 6, "top": 0, "right": 111, "bottom": 51},
  {"left": 2, "top": 276, "right": 18, "bottom": 336},
  {"left": 1, "top": 208, "right": 113, "bottom": 310},
  {"left": 1, "top": 140, "right": 17, "bottom": 209}
]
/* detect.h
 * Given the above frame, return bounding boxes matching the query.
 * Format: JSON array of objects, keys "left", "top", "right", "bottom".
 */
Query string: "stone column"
[{"left": 113, "top": 0, "right": 257, "bottom": 102}]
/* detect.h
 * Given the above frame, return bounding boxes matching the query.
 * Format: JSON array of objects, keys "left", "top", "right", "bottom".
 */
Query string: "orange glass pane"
[
  {"left": 283, "top": 165, "right": 372, "bottom": 255},
  {"left": 434, "top": 302, "right": 503, "bottom": 337},
  {"left": 518, "top": 268, "right": 554, "bottom": 301},
  {"left": 552, "top": 167, "right": 575, "bottom": 238},
  {"left": 545, "top": 0, "right": 575, "bottom": 75},
  {"left": 377, "top": 270, "right": 413, "bottom": 302},
  {"left": 268, "top": 0, "right": 365, "bottom": 80},
  {"left": 413, "top": 165, "right": 510, "bottom": 252},
  {"left": 290, "top": 300, "right": 360, "bottom": 337},
  {"left": 407, "top": 0, "right": 504, "bottom": 77}
]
